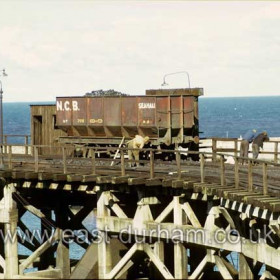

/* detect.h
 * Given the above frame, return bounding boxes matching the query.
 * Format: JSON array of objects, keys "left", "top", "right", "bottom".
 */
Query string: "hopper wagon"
[{"left": 55, "top": 88, "right": 203, "bottom": 160}]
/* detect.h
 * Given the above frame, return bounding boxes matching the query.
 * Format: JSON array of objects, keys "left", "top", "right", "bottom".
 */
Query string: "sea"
[
  {"left": 3, "top": 96, "right": 279, "bottom": 270},
  {"left": 199, "top": 96, "right": 280, "bottom": 138}
]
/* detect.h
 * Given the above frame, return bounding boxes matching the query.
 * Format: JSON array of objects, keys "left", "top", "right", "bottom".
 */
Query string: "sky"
[{"left": 0, "top": 1, "right": 280, "bottom": 102}]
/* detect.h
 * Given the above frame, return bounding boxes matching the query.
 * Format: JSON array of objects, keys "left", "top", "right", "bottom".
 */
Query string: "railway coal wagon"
[{"left": 55, "top": 88, "right": 203, "bottom": 158}]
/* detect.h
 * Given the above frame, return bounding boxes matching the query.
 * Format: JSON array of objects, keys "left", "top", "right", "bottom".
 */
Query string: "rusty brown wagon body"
[{"left": 55, "top": 88, "right": 203, "bottom": 148}]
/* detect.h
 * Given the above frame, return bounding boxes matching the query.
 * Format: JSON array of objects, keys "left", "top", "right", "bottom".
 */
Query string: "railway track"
[{"left": 2, "top": 152, "right": 280, "bottom": 197}]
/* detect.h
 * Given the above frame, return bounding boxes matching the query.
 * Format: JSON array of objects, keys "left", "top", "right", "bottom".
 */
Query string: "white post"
[
  {"left": 4, "top": 184, "right": 19, "bottom": 278},
  {"left": 56, "top": 229, "right": 70, "bottom": 278},
  {"left": 97, "top": 192, "right": 112, "bottom": 279},
  {"left": 173, "top": 196, "right": 187, "bottom": 279}
]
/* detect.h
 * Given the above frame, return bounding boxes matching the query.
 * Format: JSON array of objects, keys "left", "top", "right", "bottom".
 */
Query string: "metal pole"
[
  {"left": 0, "top": 80, "right": 4, "bottom": 168},
  {"left": 162, "top": 71, "right": 191, "bottom": 88},
  {"left": 0, "top": 69, "right": 7, "bottom": 169},
  {"left": 199, "top": 154, "right": 205, "bottom": 183},
  {"left": 0, "top": 83, "right": 3, "bottom": 144}
]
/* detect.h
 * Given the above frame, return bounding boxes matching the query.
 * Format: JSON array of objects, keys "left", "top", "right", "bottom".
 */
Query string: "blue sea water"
[
  {"left": 3, "top": 102, "right": 54, "bottom": 143},
  {"left": 3, "top": 96, "right": 280, "bottom": 141},
  {"left": 199, "top": 96, "right": 280, "bottom": 138},
  {"left": 3, "top": 103, "right": 31, "bottom": 137}
]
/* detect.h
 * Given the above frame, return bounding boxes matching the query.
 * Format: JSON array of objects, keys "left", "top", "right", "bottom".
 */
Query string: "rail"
[
  {"left": 2, "top": 134, "right": 30, "bottom": 152},
  {"left": 1, "top": 143, "right": 280, "bottom": 198},
  {"left": 2, "top": 135, "right": 279, "bottom": 162},
  {"left": 200, "top": 137, "right": 280, "bottom": 163}
]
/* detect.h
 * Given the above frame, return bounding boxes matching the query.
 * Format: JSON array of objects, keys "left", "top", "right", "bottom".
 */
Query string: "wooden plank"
[
  {"left": 53, "top": 173, "right": 68, "bottom": 181},
  {"left": 35, "top": 182, "right": 44, "bottom": 189},
  {"left": 234, "top": 192, "right": 263, "bottom": 200},
  {"left": 183, "top": 181, "right": 194, "bottom": 190},
  {"left": 143, "top": 244, "right": 174, "bottom": 280},
  {"left": 202, "top": 186, "right": 223, "bottom": 196},
  {"left": 181, "top": 202, "right": 201, "bottom": 227},
  {"left": 228, "top": 192, "right": 259, "bottom": 201},
  {"left": 253, "top": 198, "right": 280, "bottom": 208},
  {"left": 128, "top": 177, "right": 147, "bottom": 185},
  {"left": 193, "top": 183, "right": 216, "bottom": 193},
  {"left": 0, "top": 209, "right": 18, "bottom": 223},
  {"left": 82, "top": 174, "right": 98, "bottom": 183},
  {"left": 49, "top": 183, "right": 59, "bottom": 190},
  {"left": 145, "top": 178, "right": 162, "bottom": 187},
  {"left": 162, "top": 178, "right": 173, "bottom": 188},
  {"left": 70, "top": 243, "right": 98, "bottom": 279},
  {"left": 263, "top": 163, "right": 268, "bottom": 195},
  {"left": 154, "top": 200, "right": 174, "bottom": 223},
  {"left": 112, "top": 176, "right": 129, "bottom": 185},
  {"left": 274, "top": 142, "right": 278, "bottom": 163},
  {"left": 243, "top": 194, "right": 271, "bottom": 204},
  {"left": 172, "top": 180, "right": 184, "bottom": 189},
  {"left": 0, "top": 171, "right": 12, "bottom": 178},
  {"left": 150, "top": 150, "right": 155, "bottom": 179},
  {"left": 189, "top": 255, "right": 208, "bottom": 279},
  {"left": 234, "top": 158, "right": 239, "bottom": 188},
  {"left": 264, "top": 201, "right": 280, "bottom": 212},
  {"left": 239, "top": 253, "right": 253, "bottom": 280},
  {"left": 110, "top": 136, "right": 125, "bottom": 167},
  {"left": 220, "top": 156, "right": 226, "bottom": 186},
  {"left": 202, "top": 184, "right": 235, "bottom": 196},
  {"left": 199, "top": 186, "right": 216, "bottom": 196},
  {"left": 77, "top": 185, "right": 88, "bottom": 191},
  {"left": 193, "top": 183, "right": 220, "bottom": 193},
  {"left": 12, "top": 171, "right": 26, "bottom": 180},
  {"left": 0, "top": 254, "right": 5, "bottom": 270},
  {"left": 236, "top": 193, "right": 264, "bottom": 203},
  {"left": 248, "top": 161, "right": 253, "bottom": 192},
  {"left": 105, "top": 244, "right": 138, "bottom": 280},
  {"left": 19, "top": 229, "right": 59, "bottom": 274},
  {"left": 200, "top": 154, "right": 205, "bottom": 183},
  {"left": 220, "top": 189, "right": 247, "bottom": 198},
  {"left": 21, "top": 269, "right": 62, "bottom": 279},
  {"left": 216, "top": 148, "right": 236, "bottom": 152},
  {"left": 34, "top": 146, "right": 39, "bottom": 172},
  {"left": 96, "top": 176, "right": 112, "bottom": 184},
  {"left": 62, "top": 146, "right": 67, "bottom": 174},
  {"left": 67, "top": 174, "right": 83, "bottom": 182},
  {"left": 251, "top": 197, "right": 280, "bottom": 202},
  {"left": 215, "top": 187, "right": 239, "bottom": 197},
  {"left": 193, "top": 182, "right": 215, "bottom": 186},
  {"left": 222, "top": 257, "right": 238, "bottom": 277},
  {"left": 115, "top": 261, "right": 133, "bottom": 279},
  {"left": 63, "top": 184, "right": 72, "bottom": 191},
  {"left": 214, "top": 255, "right": 233, "bottom": 280},
  {"left": 38, "top": 172, "right": 53, "bottom": 181},
  {"left": 24, "top": 172, "right": 39, "bottom": 180}
]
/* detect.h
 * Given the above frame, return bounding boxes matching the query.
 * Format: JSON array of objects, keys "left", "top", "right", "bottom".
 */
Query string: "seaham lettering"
[{"left": 138, "top": 103, "right": 156, "bottom": 109}]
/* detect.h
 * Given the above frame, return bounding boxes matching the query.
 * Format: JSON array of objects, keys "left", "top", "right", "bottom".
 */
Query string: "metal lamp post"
[
  {"left": 0, "top": 69, "right": 7, "bottom": 169},
  {"left": 161, "top": 71, "right": 191, "bottom": 88}
]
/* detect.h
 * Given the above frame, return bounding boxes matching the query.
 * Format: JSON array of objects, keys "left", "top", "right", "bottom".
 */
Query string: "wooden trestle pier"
[{"left": 0, "top": 144, "right": 280, "bottom": 279}]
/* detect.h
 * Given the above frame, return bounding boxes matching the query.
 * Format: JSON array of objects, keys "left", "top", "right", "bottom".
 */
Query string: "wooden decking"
[
  {"left": 1, "top": 144, "right": 280, "bottom": 215},
  {"left": 1, "top": 144, "right": 280, "bottom": 279}
]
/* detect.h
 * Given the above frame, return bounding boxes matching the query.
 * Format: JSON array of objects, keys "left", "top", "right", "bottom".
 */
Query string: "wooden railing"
[
  {"left": 1, "top": 143, "right": 279, "bottom": 197},
  {"left": 2, "top": 134, "right": 30, "bottom": 154},
  {"left": 200, "top": 137, "right": 280, "bottom": 163},
  {"left": 2, "top": 135, "right": 279, "bottom": 162},
  {"left": 199, "top": 152, "right": 280, "bottom": 195},
  {"left": 3, "top": 134, "right": 30, "bottom": 144}
]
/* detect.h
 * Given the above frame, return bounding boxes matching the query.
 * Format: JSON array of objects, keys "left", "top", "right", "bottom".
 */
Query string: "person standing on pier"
[
  {"left": 240, "top": 129, "right": 257, "bottom": 164},
  {"left": 252, "top": 131, "right": 269, "bottom": 160},
  {"left": 127, "top": 135, "right": 150, "bottom": 167}
]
